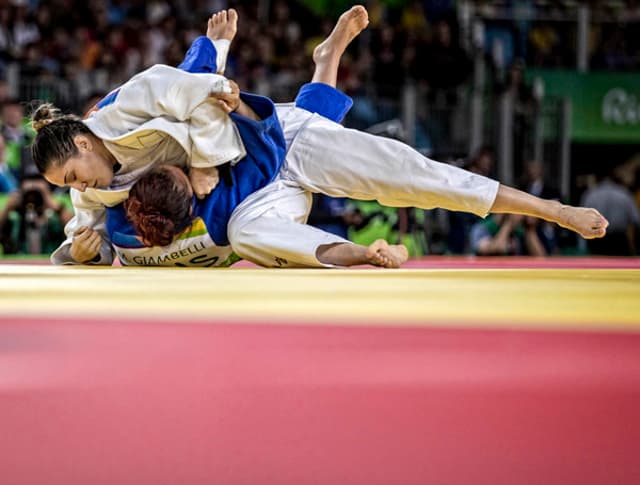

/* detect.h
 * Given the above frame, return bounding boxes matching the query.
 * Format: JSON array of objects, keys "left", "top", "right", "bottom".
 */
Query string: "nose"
[{"left": 71, "top": 181, "right": 88, "bottom": 192}]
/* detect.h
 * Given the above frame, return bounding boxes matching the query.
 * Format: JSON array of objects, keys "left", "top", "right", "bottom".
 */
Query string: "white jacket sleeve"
[
  {"left": 94, "top": 65, "right": 246, "bottom": 168},
  {"left": 116, "top": 65, "right": 232, "bottom": 120},
  {"left": 50, "top": 189, "right": 115, "bottom": 265}
]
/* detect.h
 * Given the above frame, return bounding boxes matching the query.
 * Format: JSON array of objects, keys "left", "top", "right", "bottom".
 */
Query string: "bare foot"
[
  {"left": 207, "top": 8, "right": 238, "bottom": 42},
  {"left": 313, "top": 5, "right": 369, "bottom": 65},
  {"left": 558, "top": 205, "right": 609, "bottom": 239},
  {"left": 366, "top": 239, "right": 408, "bottom": 268}
]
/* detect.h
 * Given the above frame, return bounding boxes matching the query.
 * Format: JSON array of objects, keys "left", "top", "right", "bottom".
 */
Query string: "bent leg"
[
  {"left": 178, "top": 10, "right": 237, "bottom": 74},
  {"left": 228, "top": 180, "right": 342, "bottom": 267},
  {"left": 230, "top": 209, "right": 407, "bottom": 268},
  {"left": 311, "top": 5, "right": 369, "bottom": 87},
  {"left": 228, "top": 179, "right": 387, "bottom": 268},
  {"left": 294, "top": 83, "right": 353, "bottom": 124},
  {"left": 293, "top": 6, "right": 369, "bottom": 123}
]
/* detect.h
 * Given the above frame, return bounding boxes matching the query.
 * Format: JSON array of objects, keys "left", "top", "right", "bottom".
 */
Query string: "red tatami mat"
[
  {"left": 3, "top": 255, "right": 639, "bottom": 269},
  {"left": 230, "top": 256, "right": 640, "bottom": 269},
  {"left": 1, "top": 316, "right": 639, "bottom": 484},
  {"left": 400, "top": 256, "right": 640, "bottom": 269}
]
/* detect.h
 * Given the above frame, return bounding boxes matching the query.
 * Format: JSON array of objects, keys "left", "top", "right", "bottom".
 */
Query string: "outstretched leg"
[
  {"left": 311, "top": 5, "right": 369, "bottom": 87},
  {"left": 228, "top": 184, "right": 409, "bottom": 269},
  {"left": 490, "top": 185, "right": 608, "bottom": 239}
]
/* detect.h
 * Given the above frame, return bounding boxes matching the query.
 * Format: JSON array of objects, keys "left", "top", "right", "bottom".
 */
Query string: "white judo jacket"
[{"left": 51, "top": 64, "right": 246, "bottom": 265}]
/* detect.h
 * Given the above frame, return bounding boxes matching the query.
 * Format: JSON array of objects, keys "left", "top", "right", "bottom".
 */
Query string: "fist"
[
  {"left": 190, "top": 166, "right": 220, "bottom": 199},
  {"left": 70, "top": 226, "right": 102, "bottom": 263},
  {"left": 210, "top": 80, "right": 240, "bottom": 113}
]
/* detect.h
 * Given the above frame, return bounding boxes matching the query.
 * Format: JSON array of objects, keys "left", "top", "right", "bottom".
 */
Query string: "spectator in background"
[
  {"left": 0, "top": 176, "right": 71, "bottom": 255},
  {"left": 0, "top": 78, "right": 10, "bottom": 104},
  {"left": 521, "top": 160, "right": 557, "bottom": 200},
  {"left": 2, "top": 98, "right": 33, "bottom": 181},
  {"left": 592, "top": 25, "right": 635, "bottom": 71},
  {"left": 528, "top": 22, "right": 561, "bottom": 67},
  {"left": 371, "top": 24, "right": 406, "bottom": 102},
  {"left": 447, "top": 146, "right": 495, "bottom": 253},
  {"left": 412, "top": 17, "right": 471, "bottom": 106},
  {"left": 465, "top": 146, "right": 495, "bottom": 178},
  {"left": 519, "top": 160, "right": 560, "bottom": 254},
  {"left": 498, "top": 58, "right": 537, "bottom": 173},
  {"left": 0, "top": 133, "right": 17, "bottom": 192},
  {"left": 470, "top": 213, "right": 547, "bottom": 256},
  {"left": 410, "top": 16, "right": 470, "bottom": 154},
  {"left": 580, "top": 169, "right": 640, "bottom": 256},
  {"left": 401, "top": 1, "right": 429, "bottom": 37}
]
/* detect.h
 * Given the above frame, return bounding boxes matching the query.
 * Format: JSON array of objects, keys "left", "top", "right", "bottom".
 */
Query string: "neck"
[{"left": 92, "top": 136, "right": 117, "bottom": 167}]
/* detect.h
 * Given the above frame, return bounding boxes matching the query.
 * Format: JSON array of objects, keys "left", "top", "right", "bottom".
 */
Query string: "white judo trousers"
[{"left": 227, "top": 105, "right": 500, "bottom": 267}]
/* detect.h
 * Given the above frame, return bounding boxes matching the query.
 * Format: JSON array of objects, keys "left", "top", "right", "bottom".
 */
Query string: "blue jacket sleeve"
[
  {"left": 294, "top": 82, "right": 353, "bottom": 123},
  {"left": 178, "top": 36, "right": 219, "bottom": 74}
]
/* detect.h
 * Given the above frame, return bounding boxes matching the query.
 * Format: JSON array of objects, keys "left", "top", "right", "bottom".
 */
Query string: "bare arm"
[{"left": 235, "top": 100, "right": 261, "bottom": 121}]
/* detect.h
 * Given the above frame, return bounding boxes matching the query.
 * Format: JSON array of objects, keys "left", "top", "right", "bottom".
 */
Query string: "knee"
[
  {"left": 227, "top": 218, "right": 266, "bottom": 261},
  {"left": 228, "top": 220, "right": 252, "bottom": 253}
]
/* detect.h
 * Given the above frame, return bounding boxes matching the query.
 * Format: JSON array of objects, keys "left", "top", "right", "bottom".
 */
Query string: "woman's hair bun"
[
  {"left": 138, "top": 212, "right": 175, "bottom": 247},
  {"left": 31, "top": 103, "right": 63, "bottom": 132}
]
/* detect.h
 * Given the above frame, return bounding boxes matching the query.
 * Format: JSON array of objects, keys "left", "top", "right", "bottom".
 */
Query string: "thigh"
[
  {"left": 228, "top": 180, "right": 348, "bottom": 267},
  {"left": 284, "top": 116, "right": 499, "bottom": 217}
]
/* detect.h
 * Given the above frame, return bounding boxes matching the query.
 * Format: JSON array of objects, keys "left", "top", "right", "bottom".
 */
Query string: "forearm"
[
  {"left": 235, "top": 99, "right": 261, "bottom": 121},
  {"left": 51, "top": 239, "right": 113, "bottom": 265}
]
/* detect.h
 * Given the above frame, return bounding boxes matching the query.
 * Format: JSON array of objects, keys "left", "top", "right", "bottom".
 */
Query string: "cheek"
[{"left": 43, "top": 168, "right": 64, "bottom": 187}]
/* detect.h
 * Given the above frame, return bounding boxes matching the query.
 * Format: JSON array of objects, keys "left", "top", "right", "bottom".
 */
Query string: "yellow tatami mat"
[{"left": 1, "top": 264, "right": 638, "bottom": 330}]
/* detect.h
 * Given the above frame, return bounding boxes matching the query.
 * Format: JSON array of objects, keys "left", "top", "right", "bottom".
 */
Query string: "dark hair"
[
  {"left": 30, "top": 103, "right": 92, "bottom": 174},
  {"left": 125, "top": 166, "right": 193, "bottom": 246}
]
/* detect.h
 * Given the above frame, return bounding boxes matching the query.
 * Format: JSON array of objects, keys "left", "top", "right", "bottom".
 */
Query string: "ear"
[{"left": 73, "top": 134, "right": 93, "bottom": 152}]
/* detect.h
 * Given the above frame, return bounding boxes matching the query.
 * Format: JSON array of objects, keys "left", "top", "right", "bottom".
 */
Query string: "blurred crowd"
[
  {"left": 0, "top": 0, "right": 639, "bottom": 258},
  {"left": 477, "top": 0, "right": 640, "bottom": 71}
]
